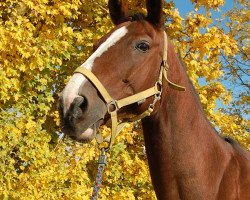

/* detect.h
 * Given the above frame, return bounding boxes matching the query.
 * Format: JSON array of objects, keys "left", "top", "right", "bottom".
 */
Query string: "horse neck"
[{"left": 141, "top": 41, "right": 226, "bottom": 198}]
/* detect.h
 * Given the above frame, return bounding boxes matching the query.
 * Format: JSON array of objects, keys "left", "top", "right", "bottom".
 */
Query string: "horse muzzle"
[{"left": 59, "top": 81, "right": 107, "bottom": 142}]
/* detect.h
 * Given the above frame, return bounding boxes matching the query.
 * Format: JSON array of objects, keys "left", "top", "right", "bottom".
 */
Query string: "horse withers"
[{"left": 59, "top": 0, "right": 250, "bottom": 199}]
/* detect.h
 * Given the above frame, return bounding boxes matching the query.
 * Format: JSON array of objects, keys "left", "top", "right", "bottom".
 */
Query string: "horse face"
[{"left": 59, "top": 0, "right": 164, "bottom": 142}]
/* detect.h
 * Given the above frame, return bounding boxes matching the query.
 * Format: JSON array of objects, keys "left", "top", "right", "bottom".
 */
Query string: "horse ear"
[
  {"left": 108, "top": 0, "right": 127, "bottom": 25},
  {"left": 146, "top": 0, "right": 163, "bottom": 27}
]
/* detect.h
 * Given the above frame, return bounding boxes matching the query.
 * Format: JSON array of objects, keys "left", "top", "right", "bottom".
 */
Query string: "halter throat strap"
[{"left": 74, "top": 31, "right": 185, "bottom": 148}]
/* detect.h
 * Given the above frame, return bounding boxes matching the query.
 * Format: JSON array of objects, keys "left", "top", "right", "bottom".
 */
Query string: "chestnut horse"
[{"left": 59, "top": 0, "right": 250, "bottom": 199}]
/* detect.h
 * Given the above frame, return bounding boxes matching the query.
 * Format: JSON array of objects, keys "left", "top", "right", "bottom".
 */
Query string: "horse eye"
[{"left": 135, "top": 41, "right": 150, "bottom": 53}]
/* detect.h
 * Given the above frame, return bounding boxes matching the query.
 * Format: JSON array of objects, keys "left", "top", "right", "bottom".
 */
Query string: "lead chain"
[{"left": 91, "top": 148, "right": 107, "bottom": 200}]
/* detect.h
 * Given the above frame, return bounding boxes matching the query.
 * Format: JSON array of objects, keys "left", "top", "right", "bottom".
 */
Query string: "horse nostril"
[
  {"left": 79, "top": 97, "right": 87, "bottom": 113},
  {"left": 72, "top": 96, "right": 87, "bottom": 119}
]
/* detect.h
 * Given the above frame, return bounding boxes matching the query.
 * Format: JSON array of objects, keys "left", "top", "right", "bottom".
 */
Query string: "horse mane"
[
  {"left": 126, "top": 12, "right": 146, "bottom": 22},
  {"left": 224, "top": 136, "right": 240, "bottom": 146},
  {"left": 223, "top": 136, "right": 250, "bottom": 159}
]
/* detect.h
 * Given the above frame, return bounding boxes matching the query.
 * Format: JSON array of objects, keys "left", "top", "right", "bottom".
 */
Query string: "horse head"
[{"left": 59, "top": 0, "right": 165, "bottom": 142}]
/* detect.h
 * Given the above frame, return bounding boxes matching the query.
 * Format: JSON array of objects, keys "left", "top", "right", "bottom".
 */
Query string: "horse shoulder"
[{"left": 222, "top": 137, "right": 250, "bottom": 199}]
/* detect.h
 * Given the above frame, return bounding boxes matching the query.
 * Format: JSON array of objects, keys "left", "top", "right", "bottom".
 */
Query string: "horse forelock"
[{"left": 128, "top": 12, "right": 146, "bottom": 21}]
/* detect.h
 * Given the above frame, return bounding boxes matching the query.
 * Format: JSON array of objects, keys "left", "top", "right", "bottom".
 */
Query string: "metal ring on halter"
[
  {"left": 155, "top": 92, "right": 161, "bottom": 101},
  {"left": 148, "top": 104, "right": 155, "bottom": 112},
  {"left": 154, "top": 81, "right": 162, "bottom": 96},
  {"left": 107, "top": 100, "right": 118, "bottom": 113}
]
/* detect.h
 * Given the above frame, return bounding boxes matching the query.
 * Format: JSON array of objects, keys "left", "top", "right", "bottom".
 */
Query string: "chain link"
[{"left": 91, "top": 148, "right": 107, "bottom": 200}]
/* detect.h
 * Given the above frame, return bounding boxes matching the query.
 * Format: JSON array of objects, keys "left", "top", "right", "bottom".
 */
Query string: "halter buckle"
[{"left": 107, "top": 100, "right": 118, "bottom": 113}]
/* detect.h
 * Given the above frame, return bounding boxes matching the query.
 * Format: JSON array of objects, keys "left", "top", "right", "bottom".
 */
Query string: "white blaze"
[{"left": 62, "top": 26, "right": 128, "bottom": 113}]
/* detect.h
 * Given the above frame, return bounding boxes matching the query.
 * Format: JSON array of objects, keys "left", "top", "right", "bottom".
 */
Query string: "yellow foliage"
[
  {"left": 190, "top": 0, "right": 225, "bottom": 10},
  {"left": 0, "top": 0, "right": 249, "bottom": 199}
]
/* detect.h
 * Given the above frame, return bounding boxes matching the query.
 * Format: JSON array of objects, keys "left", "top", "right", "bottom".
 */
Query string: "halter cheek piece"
[{"left": 74, "top": 32, "right": 186, "bottom": 148}]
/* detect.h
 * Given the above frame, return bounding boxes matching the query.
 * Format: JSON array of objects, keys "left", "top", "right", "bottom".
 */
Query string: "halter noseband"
[{"left": 74, "top": 31, "right": 185, "bottom": 148}]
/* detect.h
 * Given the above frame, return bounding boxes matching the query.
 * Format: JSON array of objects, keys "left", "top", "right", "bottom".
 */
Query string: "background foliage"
[{"left": 0, "top": 0, "right": 249, "bottom": 199}]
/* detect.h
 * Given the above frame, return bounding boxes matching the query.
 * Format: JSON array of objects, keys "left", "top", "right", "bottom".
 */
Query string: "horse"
[{"left": 59, "top": 0, "right": 250, "bottom": 199}]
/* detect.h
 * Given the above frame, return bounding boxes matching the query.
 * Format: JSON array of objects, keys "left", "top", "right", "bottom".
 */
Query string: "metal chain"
[
  {"left": 149, "top": 82, "right": 162, "bottom": 111},
  {"left": 91, "top": 148, "right": 107, "bottom": 200}
]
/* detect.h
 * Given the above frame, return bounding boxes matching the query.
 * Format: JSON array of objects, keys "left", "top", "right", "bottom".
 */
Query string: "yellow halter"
[{"left": 74, "top": 32, "right": 185, "bottom": 148}]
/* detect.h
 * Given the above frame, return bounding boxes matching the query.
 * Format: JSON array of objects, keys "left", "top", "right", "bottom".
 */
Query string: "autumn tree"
[
  {"left": 0, "top": 0, "right": 249, "bottom": 199},
  {"left": 219, "top": 0, "right": 250, "bottom": 134}
]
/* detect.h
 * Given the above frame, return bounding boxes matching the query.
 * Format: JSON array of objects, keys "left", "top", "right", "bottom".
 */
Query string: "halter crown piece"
[{"left": 74, "top": 31, "right": 185, "bottom": 199}]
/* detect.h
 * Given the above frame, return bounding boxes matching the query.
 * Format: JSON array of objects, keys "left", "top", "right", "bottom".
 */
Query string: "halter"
[
  {"left": 74, "top": 31, "right": 186, "bottom": 200},
  {"left": 74, "top": 31, "right": 185, "bottom": 149}
]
